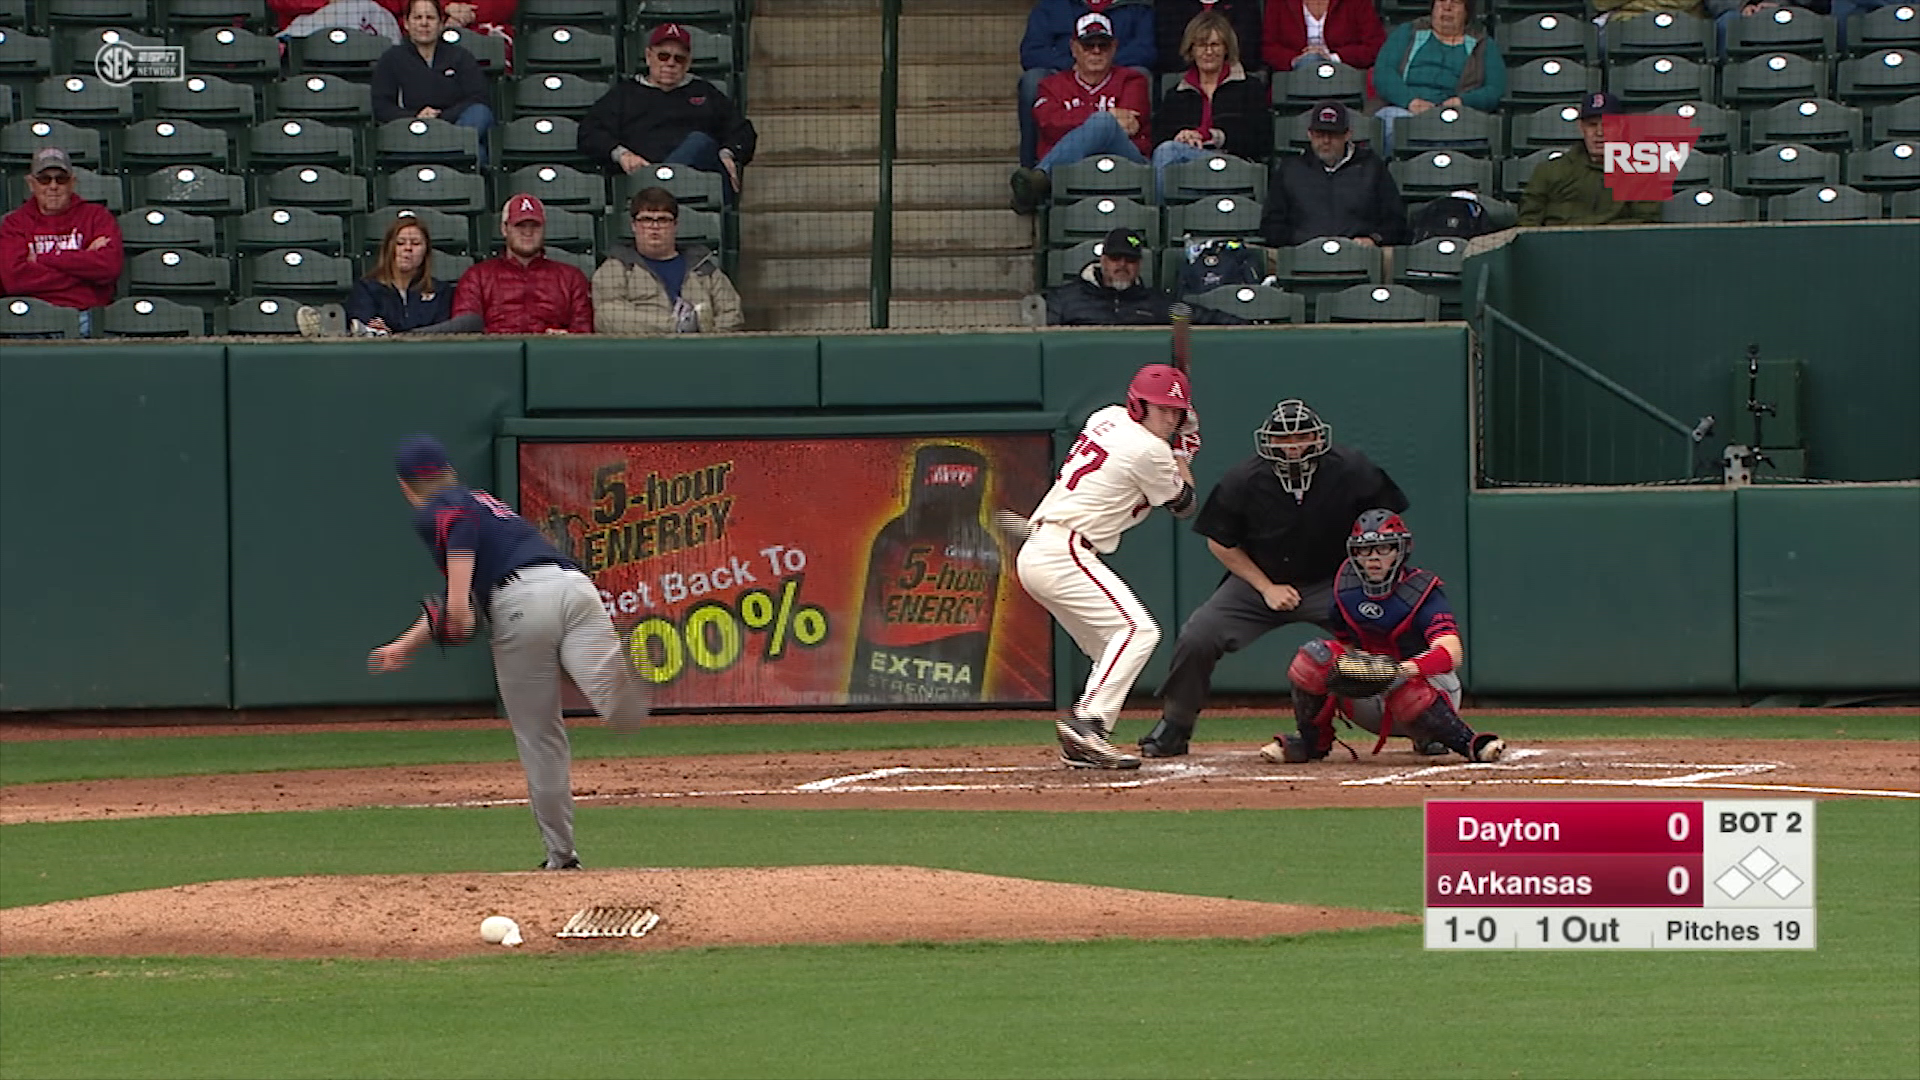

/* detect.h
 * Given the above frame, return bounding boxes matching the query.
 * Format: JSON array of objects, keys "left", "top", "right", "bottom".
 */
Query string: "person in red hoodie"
[
  {"left": 0, "top": 147, "right": 123, "bottom": 336},
  {"left": 1263, "top": 0, "right": 1386, "bottom": 72},
  {"left": 450, "top": 195, "right": 594, "bottom": 335},
  {"left": 1009, "top": 12, "right": 1152, "bottom": 215}
]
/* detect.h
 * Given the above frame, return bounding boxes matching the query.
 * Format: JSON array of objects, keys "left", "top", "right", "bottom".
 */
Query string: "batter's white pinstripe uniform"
[{"left": 1018, "top": 405, "right": 1185, "bottom": 734}]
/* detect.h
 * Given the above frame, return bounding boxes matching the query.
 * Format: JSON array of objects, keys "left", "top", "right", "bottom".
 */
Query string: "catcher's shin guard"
[
  {"left": 1290, "top": 685, "right": 1336, "bottom": 758},
  {"left": 1413, "top": 697, "right": 1505, "bottom": 762}
]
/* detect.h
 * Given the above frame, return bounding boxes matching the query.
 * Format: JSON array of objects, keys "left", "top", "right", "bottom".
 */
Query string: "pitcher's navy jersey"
[
  {"left": 413, "top": 486, "right": 577, "bottom": 598},
  {"left": 1327, "top": 561, "right": 1457, "bottom": 660}
]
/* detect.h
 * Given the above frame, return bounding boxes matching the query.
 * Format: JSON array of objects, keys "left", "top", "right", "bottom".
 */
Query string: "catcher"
[{"left": 1260, "top": 509, "right": 1505, "bottom": 764}]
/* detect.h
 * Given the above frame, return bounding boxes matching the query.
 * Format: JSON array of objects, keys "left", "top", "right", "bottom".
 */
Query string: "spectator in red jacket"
[
  {"left": 0, "top": 147, "right": 123, "bottom": 336},
  {"left": 1263, "top": 0, "right": 1386, "bottom": 71},
  {"left": 272, "top": 0, "right": 404, "bottom": 43},
  {"left": 1010, "top": 13, "right": 1152, "bottom": 215},
  {"left": 450, "top": 196, "right": 594, "bottom": 334}
]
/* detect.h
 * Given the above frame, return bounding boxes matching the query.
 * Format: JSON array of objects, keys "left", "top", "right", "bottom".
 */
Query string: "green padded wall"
[
  {"left": 525, "top": 336, "right": 819, "bottom": 412},
  {"left": 821, "top": 333, "right": 1044, "bottom": 408},
  {"left": 1737, "top": 485, "right": 1920, "bottom": 691},
  {"left": 1469, "top": 490, "right": 1737, "bottom": 694},
  {"left": 0, "top": 346, "right": 230, "bottom": 710},
  {"left": 226, "top": 342, "right": 525, "bottom": 708}
]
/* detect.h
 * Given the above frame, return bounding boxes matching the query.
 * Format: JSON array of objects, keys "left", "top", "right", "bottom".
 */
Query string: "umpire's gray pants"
[
  {"left": 1156, "top": 574, "right": 1338, "bottom": 730},
  {"left": 489, "top": 564, "right": 648, "bottom": 867}
]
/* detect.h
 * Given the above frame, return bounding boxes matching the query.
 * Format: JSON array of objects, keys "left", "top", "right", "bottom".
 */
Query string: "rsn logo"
[{"left": 1599, "top": 114, "right": 1702, "bottom": 202}]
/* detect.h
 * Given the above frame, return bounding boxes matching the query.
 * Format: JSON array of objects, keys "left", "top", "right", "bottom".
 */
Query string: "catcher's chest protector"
[{"left": 1334, "top": 564, "right": 1439, "bottom": 656}]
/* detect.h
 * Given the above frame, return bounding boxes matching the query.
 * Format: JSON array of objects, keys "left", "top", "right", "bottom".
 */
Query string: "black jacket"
[
  {"left": 1154, "top": 0, "right": 1266, "bottom": 72},
  {"left": 1045, "top": 262, "right": 1246, "bottom": 326},
  {"left": 370, "top": 42, "right": 487, "bottom": 125},
  {"left": 345, "top": 273, "right": 454, "bottom": 332},
  {"left": 577, "top": 74, "right": 757, "bottom": 173},
  {"left": 1151, "top": 65, "right": 1271, "bottom": 162},
  {"left": 1260, "top": 145, "right": 1410, "bottom": 248},
  {"left": 1192, "top": 446, "right": 1409, "bottom": 586}
]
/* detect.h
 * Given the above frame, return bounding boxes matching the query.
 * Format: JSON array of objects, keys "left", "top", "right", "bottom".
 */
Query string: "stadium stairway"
[{"left": 740, "top": 0, "right": 1032, "bottom": 330}]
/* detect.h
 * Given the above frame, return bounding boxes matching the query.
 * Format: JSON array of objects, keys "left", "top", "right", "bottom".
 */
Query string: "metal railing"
[{"left": 869, "top": 0, "right": 899, "bottom": 328}]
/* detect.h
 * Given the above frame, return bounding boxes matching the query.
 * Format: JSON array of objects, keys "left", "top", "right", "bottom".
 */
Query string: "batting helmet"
[
  {"left": 1254, "top": 399, "right": 1330, "bottom": 496},
  {"left": 1126, "top": 363, "right": 1192, "bottom": 422},
  {"left": 1347, "top": 509, "right": 1413, "bottom": 597}
]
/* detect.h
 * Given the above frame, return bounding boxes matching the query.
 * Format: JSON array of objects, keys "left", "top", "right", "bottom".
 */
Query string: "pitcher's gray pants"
[{"left": 489, "top": 564, "right": 649, "bottom": 867}]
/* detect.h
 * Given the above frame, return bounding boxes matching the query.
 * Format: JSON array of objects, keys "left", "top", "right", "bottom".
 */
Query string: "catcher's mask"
[
  {"left": 1126, "top": 363, "right": 1192, "bottom": 423},
  {"left": 1254, "top": 399, "right": 1330, "bottom": 496},
  {"left": 1347, "top": 509, "right": 1413, "bottom": 598}
]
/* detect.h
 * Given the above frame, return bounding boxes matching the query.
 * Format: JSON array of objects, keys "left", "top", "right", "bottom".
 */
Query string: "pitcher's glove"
[
  {"left": 422, "top": 594, "right": 475, "bottom": 647},
  {"left": 1327, "top": 651, "right": 1400, "bottom": 698}
]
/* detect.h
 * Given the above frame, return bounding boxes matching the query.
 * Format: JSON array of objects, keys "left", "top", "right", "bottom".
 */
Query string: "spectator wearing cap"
[
  {"left": 578, "top": 23, "right": 757, "bottom": 202},
  {"left": 1155, "top": 0, "right": 1265, "bottom": 73},
  {"left": 372, "top": 0, "right": 494, "bottom": 165},
  {"left": 1044, "top": 227, "right": 1246, "bottom": 325},
  {"left": 0, "top": 147, "right": 123, "bottom": 334},
  {"left": 272, "top": 0, "right": 404, "bottom": 43},
  {"left": 592, "top": 186, "right": 743, "bottom": 335},
  {"left": 1151, "top": 10, "right": 1272, "bottom": 203},
  {"left": 1262, "top": 0, "right": 1386, "bottom": 72},
  {"left": 1373, "top": 0, "right": 1506, "bottom": 156},
  {"left": 1010, "top": 13, "right": 1154, "bottom": 214},
  {"left": 1517, "top": 93, "right": 1663, "bottom": 227},
  {"left": 447, "top": 195, "right": 593, "bottom": 334},
  {"left": 1260, "top": 100, "right": 1409, "bottom": 247},
  {"left": 1018, "top": 0, "right": 1155, "bottom": 168}
]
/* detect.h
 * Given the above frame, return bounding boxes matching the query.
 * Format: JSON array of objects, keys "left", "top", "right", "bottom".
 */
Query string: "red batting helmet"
[{"left": 1126, "top": 363, "right": 1191, "bottom": 422}]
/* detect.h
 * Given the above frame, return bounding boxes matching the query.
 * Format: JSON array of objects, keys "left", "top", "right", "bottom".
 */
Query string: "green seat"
[
  {"left": 1503, "top": 56, "right": 1598, "bottom": 106},
  {"left": 1189, "top": 283, "right": 1305, "bottom": 324},
  {"left": 139, "top": 164, "right": 248, "bottom": 214},
  {"left": 1673, "top": 147, "right": 1727, "bottom": 188},
  {"left": 1278, "top": 59, "right": 1365, "bottom": 108},
  {"left": 47, "top": 0, "right": 152, "bottom": 28},
  {"left": 1851, "top": 3, "right": 1920, "bottom": 54},
  {"left": 1045, "top": 195, "right": 1159, "bottom": 247},
  {"left": 126, "top": 246, "right": 232, "bottom": 301},
  {"left": 243, "top": 246, "right": 353, "bottom": 297},
  {"left": 272, "top": 72, "right": 373, "bottom": 124},
  {"left": 1314, "top": 283, "right": 1439, "bottom": 322},
  {"left": 497, "top": 114, "right": 586, "bottom": 169},
  {"left": 1274, "top": 108, "right": 1383, "bottom": 153},
  {"left": 1273, "top": 236, "right": 1381, "bottom": 295},
  {"left": 1051, "top": 154, "right": 1151, "bottom": 204},
  {"left": 510, "top": 72, "right": 609, "bottom": 120},
  {"left": 149, "top": 74, "right": 259, "bottom": 129},
  {"left": 1726, "top": 6, "right": 1836, "bottom": 59},
  {"left": 1, "top": 116, "right": 101, "bottom": 167},
  {"left": 1392, "top": 104, "right": 1503, "bottom": 158},
  {"left": 1166, "top": 193, "right": 1262, "bottom": 240},
  {"left": 630, "top": 0, "right": 734, "bottom": 25},
  {"left": 1497, "top": 12, "right": 1596, "bottom": 61},
  {"left": 1871, "top": 93, "right": 1920, "bottom": 139},
  {"left": 1390, "top": 236, "right": 1466, "bottom": 319},
  {"left": 501, "top": 161, "right": 606, "bottom": 208},
  {"left": 121, "top": 118, "right": 231, "bottom": 171},
  {"left": 60, "top": 26, "right": 163, "bottom": 74},
  {"left": 232, "top": 205, "right": 345, "bottom": 254},
  {"left": 1747, "top": 97, "right": 1864, "bottom": 150},
  {"left": 520, "top": 24, "right": 617, "bottom": 75},
  {"left": 439, "top": 27, "right": 507, "bottom": 75},
  {"left": 1389, "top": 149, "right": 1496, "bottom": 199},
  {"left": 1846, "top": 137, "right": 1920, "bottom": 187},
  {"left": 375, "top": 116, "right": 481, "bottom": 168},
  {"left": 356, "top": 205, "right": 471, "bottom": 254},
  {"left": 289, "top": 27, "right": 388, "bottom": 78},
  {"left": 223, "top": 295, "right": 304, "bottom": 335},
  {"left": 1725, "top": 52, "right": 1829, "bottom": 104},
  {"left": 1509, "top": 102, "right": 1581, "bottom": 152},
  {"left": 1162, "top": 153, "right": 1265, "bottom": 204},
  {"left": 185, "top": 25, "right": 280, "bottom": 80},
  {"left": 29, "top": 73, "right": 134, "bottom": 126},
  {"left": 672, "top": 205, "right": 720, "bottom": 249},
  {"left": 259, "top": 163, "right": 369, "bottom": 212},
  {"left": 686, "top": 26, "right": 730, "bottom": 74},
  {"left": 382, "top": 163, "right": 488, "bottom": 213},
  {"left": 1765, "top": 181, "right": 1882, "bottom": 218},
  {"left": 0, "top": 83, "right": 12, "bottom": 122},
  {"left": 162, "top": 0, "right": 268, "bottom": 30},
  {"left": 541, "top": 245, "right": 596, "bottom": 277},
  {"left": 0, "top": 0, "right": 21, "bottom": 23},
  {"left": 0, "top": 28, "right": 54, "bottom": 83},
  {"left": 118, "top": 205, "right": 219, "bottom": 252},
  {"left": 0, "top": 296, "right": 83, "bottom": 338},
  {"left": 1731, "top": 142, "right": 1840, "bottom": 192},
  {"left": 1607, "top": 9, "right": 1714, "bottom": 59},
  {"left": 1648, "top": 99, "right": 1738, "bottom": 151},
  {"left": 521, "top": 0, "right": 620, "bottom": 26},
  {"left": 246, "top": 117, "right": 356, "bottom": 171},
  {"left": 1500, "top": 146, "right": 1567, "bottom": 198},
  {"left": 98, "top": 295, "right": 208, "bottom": 337},
  {"left": 427, "top": 248, "right": 473, "bottom": 279},
  {"left": 524, "top": 203, "right": 597, "bottom": 252},
  {"left": 1838, "top": 49, "right": 1920, "bottom": 103},
  {"left": 1890, "top": 187, "right": 1920, "bottom": 215},
  {"left": 617, "top": 160, "right": 722, "bottom": 210},
  {"left": 1662, "top": 186, "right": 1761, "bottom": 221},
  {"left": 1046, "top": 238, "right": 1159, "bottom": 287},
  {"left": 1610, "top": 55, "right": 1716, "bottom": 106}
]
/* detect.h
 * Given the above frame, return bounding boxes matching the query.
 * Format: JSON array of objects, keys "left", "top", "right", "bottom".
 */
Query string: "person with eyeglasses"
[
  {"left": 1, "top": 147, "right": 123, "bottom": 336},
  {"left": 591, "top": 186, "right": 743, "bottom": 335},
  {"left": 577, "top": 22, "right": 757, "bottom": 202},
  {"left": 1010, "top": 12, "right": 1154, "bottom": 214},
  {"left": 1017, "top": 0, "right": 1156, "bottom": 168}
]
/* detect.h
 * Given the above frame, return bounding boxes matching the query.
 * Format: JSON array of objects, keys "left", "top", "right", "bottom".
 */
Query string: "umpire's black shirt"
[{"left": 1192, "top": 447, "right": 1408, "bottom": 586}]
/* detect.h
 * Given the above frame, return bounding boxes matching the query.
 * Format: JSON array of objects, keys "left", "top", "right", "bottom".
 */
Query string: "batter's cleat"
[
  {"left": 1470, "top": 733, "right": 1506, "bottom": 763},
  {"left": 1137, "top": 719, "right": 1192, "bottom": 758},
  {"left": 1056, "top": 716, "right": 1141, "bottom": 770},
  {"left": 1258, "top": 733, "right": 1327, "bottom": 764}
]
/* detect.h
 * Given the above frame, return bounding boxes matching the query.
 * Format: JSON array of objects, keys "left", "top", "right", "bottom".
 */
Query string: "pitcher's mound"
[{"left": 0, "top": 865, "right": 1412, "bottom": 959}]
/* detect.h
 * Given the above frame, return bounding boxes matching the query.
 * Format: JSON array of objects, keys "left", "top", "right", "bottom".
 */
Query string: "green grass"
[{"left": 2, "top": 711, "right": 1912, "bottom": 786}]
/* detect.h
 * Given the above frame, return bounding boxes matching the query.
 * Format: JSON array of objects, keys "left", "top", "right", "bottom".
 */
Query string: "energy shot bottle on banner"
[{"left": 849, "top": 444, "right": 1003, "bottom": 704}]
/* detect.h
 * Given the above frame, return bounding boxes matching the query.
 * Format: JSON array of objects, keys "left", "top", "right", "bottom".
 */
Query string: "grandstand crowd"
[{"left": 1, "top": 0, "right": 1916, "bottom": 336}]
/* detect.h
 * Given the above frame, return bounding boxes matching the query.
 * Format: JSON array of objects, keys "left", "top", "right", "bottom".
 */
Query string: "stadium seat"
[
  {"left": 1851, "top": 3, "right": 1920, "bottom": 54},
  {"left": 1732, "top": 142, "right": 1841, "bottom": 192},
  {"left": 259, "top": 163, "right": 369, "bottom": 213},
  {"left": 231, "top": 205, "right": 345, "bottom": 254},
  {"left": 185, "top": 25, "right": 280, "bottom": 80},
  {"left": 1766, "top": 181, "right": 1883, "bottom": 217},
  {"left": 272, "top": 73, "right": 373, "bottom": 124},
  {"left": 121, "top": 118, "right": 231, "bottom": 172},
  {"left": 520, "top": 0, "right": 621, "bottom": 27},
  {"left": 125, "top": 246, "right": 231, "bottom": 304},
  {"left": 1051, "top": 154, "right": 1152, "bottom": 204},
  {"left": 29, "top": 73, "right": 134, "bottom": 126},
  {"left": 223, "top": 295, "right": 304, "bottom": 334},
  {"left": 1871, "top": 93, "right": 1920, "bottom": 139},
  {"left": 1500, "top": 147, "right": 1566, "bottom": 198},
  {"left": 1390, "top": 235, "right": 1468, "bottom": 317},
  {"left": 1610, "top": 55, "right": 1717, "bottom": 106},
  {"left": 631, "top": 0, "right": 735, "bottom": 24},
  {"left": 0, "top": 0, "right": 27, "bottom": 29},
  {"left": 1275, "top": 108, "right": 1384, "bottom": 153},
  {"left": 0, "top": 82, "right": 12, "bottom": 122},
  {"left": 500, "top": 161, "right": 606, "bottom": 208},
  {"left": 1647, "top": 100, "right": 1738, "bottom": 152},
  {"left": 1838, "top": 49, "right": 1920, "bottom": 102},
  {"left": 0, "top": 28, "right": 54, "bottom": 84},
  {"left": 60, "top": 26, "right": 163, "bottom": 74},
  {"left": 47, "top": 0, "right": 153, "bottom": 30},
  {"left": 1046, "top": 238, "right": 1159, "bottom": 287},
  {"left": 1161, "top": 153, "right": 1265, "bottom": 203},
  {"left": 1277, "top": 60, "right": 1366, "bottom": 109},
  {"left": 1509, "top": 102, "right": 1581, "bottom": 152},
  {"left": 149, "top": 75, "right": 258, "bottom": 130},
  {"left": 1747, "top": 97, "right": 1864, "bottom": 151},
  {"left": 1166, "top": 194, "right": 1263, "bottom": 239},
  {"left": 671, "top": 205, "right": 720, "bottom": 250},
  {"left": 1273, "top": 236, "right": 1382, "bottom": 298},
  {"left": 139, "top": 164, "right": 248, "bottom": 214},
  {"left": 1503, "top": 56, "right": 1598, "bottom": 106},
  {"left": 541, "top": 246, "right": 597, "bottom": 277},
  {"left": 374, "top": 116, "right": 481, "bottom": 168},
  {"left": 118, "top": 205, "right": 219, "bottom": 252},
  {"left": 242, "top": 246, "right": 353, "bottom": 297},
  {"left": 439, "top": 27, "right": 507, "bottom": 75},
  {"left": 98, "top": 296, "right": 208, "bottom": 337},
  {"left": 1846, "top": 138, "right": 1920, "bottom": 187},
  {"left": 1726, "top": 6, "right": 1836, "bottom": 59},
  {"left": 1389, "top": 149, "right": 1496, "bottom": 200},
  {"left": 356, "top": 205, "right": 472, "bottom": 253},
  {"left": 1723, "top": 52, "right": 1829, "bottom": 104},
  {"left": 1662, "top": 186, "right": 1761, "bottom": 221},
  {"left": 289, "top": 27, "right": 388, "bottom": 78},
  {"left": 426, "top": 248, "right": 473, "bottom": 280},
  {"left": 1046, "top": 195, "right": 1159, "bottom": 247},
  {"left": 515, "top": 203, "right": 596, "bottom": 252},
  {"left": 382, "top": 163, "right": 488, "bottom": 213},
  {"left": 509, "top": 72, "right": 609, "bottom": 120},
  {"left": 1673, "top": 147, "right": 1727, "bottom": 188},
  {"left": 1498, "top": 13, "right": 1596, "bottom": 61},
  {"left": 1190, "top": 283, "right": 1305, "bottom": 323},
  {"left": 1392, "top": 105, "right": 1503, "bottom": 158},
  {"left": 1891, "top": 187, "right": 1920, "bottom": 215},
  {"left": 1606, "top": 9, "right": 1714, "bottom": 59},
  {"left": 1, "top": 116, "right": 100, "bottom": 167},
  {"left": 245, "top": 117, "right": 356, "bottom": 172},
  {"left": 497, "top": 114, "right": 586, "bottom": 169},
  {"left": 685, "top": 26, "right": 731, "bottom": 75},
  {"left": 1314, "top": 283, "right": 1439, "bottom": 322},
  {"left": 0, "top": 295, "right": 83, "bottom": 338},
  {"left": 520, "top": 25, "right": 617, "bottom": 75},
  {"left": 617, "top": 161, "right": 722, "bottom": 210},
  {"left": 162, "top": 0, "right": 268, "bottom": 30}
]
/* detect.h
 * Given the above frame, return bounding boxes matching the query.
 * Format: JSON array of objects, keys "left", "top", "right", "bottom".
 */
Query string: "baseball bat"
[{"left": 1169, "top": 301, "right": 1192, "bottom": 376}]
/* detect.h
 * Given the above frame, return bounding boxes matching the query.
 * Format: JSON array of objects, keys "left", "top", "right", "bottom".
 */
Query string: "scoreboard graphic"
[{"left": 1424, "top": 800, "right": 1816, "bottom": 950}]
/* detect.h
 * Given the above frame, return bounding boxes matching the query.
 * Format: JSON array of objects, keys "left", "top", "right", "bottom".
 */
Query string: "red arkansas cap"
[
  {"left": 648, "top": 22, "right": 692, "bottom": 47},
  {"left": 504, "top": 194, "right": 546, "bottom": 224}
]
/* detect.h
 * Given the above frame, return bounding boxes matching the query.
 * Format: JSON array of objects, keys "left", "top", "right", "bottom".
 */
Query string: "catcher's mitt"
[
  {"left": 1326, "top": 651, "right": 1400, "bottom": 698},
  {"left": 421, "top": 594, "right": 475, "bottom": 647}
]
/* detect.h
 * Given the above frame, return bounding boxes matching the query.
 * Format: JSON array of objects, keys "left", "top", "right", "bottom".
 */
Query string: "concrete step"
[
  {"left": 744, "top": 161, "right": 1013, "bottom": 211},
  {"left": 751, "top": 107, "right": 1012, "bottom": 162},
  {"left": 740, "top": 252, "right": 1032, "bottom": 297},
  {"left": 750, "top": 12, "right": 1025, "bottom": 64},
  {"left": 752, "top": 61, "right": 1017, "bottom": 110},
  {"left": 739, "top": 208, "right": 1030, "bottom": 255},
  {"left": 752, "top": 297, "right": 1030, "bottom": 332}
]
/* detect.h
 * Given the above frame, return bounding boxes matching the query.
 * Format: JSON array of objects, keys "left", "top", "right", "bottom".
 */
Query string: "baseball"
[{"left": 479, "top": 915, "right": 522, "bottom": 946}]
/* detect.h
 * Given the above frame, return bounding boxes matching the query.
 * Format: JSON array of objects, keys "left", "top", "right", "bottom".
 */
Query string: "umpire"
[{"left": 1138, "top": 399, "right": 1408, "bottom": 757}]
